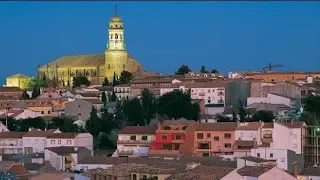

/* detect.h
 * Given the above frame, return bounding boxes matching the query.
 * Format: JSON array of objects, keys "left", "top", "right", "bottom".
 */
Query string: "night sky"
[{"left": 0, "top": 2, "right": 319, "bottom": 84}]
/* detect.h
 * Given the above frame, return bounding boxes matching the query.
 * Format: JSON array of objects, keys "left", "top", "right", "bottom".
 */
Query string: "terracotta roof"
[
  {"left": 76, "top": 92, "right": 100, "bottom": 97},
  {"left": 0, "top": 132, "right": 25, "bottom": 138},
  {"left": 262, "top": 123, "right": 274, "bottom": 129},
  {"left": 0, "top": 87, "right": 23, "bottom": 92},
  {"left": 237, "top": 166, "right": 274, "bottom": 177},
  {"left": 83, "top": 99, "right": 103, "bottom": 104},
  {"left": 92, "top": 163, "right": 142, "bottom": 177},
  {"left": 239, "top": 156, "right": 276, "bottom": 163},
  {"left": 29, "top": 172, "right": 74, "bottom": 180},
  {"left": 47, "top": 133, "right": 78, "bottom": 139},
  {"left": 195, "top": 122, "right": 237, "bottom": 131},
  {"left": 119, "top": 126, "right": 155, "bottom": 135},
  {"left": 9, "top": 164, "right": 29, "bottom": 177},
  {"left": 236, "top": 122, "right": 262, "bottom": 131},
  {"left": 46, "top": 146, "right": 88, "bottom": 155},
  {"left": 23, "top": 129, "right": 57, "bottom": 137},
  {"left": 280, "top": 121, "right": 306, "bottom": 128},
  {"left": 94, "top": 86, "right": 113, "bottom": 91},
  {"left": 299, "top": 166, "right": 320, "bottom": 176},
  {"left": 0, "top": 95, "right": 19, "bottom": 101}
]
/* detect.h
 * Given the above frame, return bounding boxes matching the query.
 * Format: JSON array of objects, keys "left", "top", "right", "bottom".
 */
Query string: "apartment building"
[
  {"left": 193, "top": 122, "right": 237, "bottom": 157},
  {"left": 114, "top": 84, "right": 131, "bottom": 100},
  {"left": 46, "top": 132, "right": 93, "bottom": 152},
  {"left": 0, "top": 132, "right": 24, "bottom": 154},
  {"left": 304, "top": 125, "right": 320, "bottom": 166},
  {"left": 65, "top": 99, "right": 104, "bottom": 121},
  {"left": 148, "top": 119, "right": 198, "bottom": 158},
  {"left": 114, "top": 126, "right": 155, "bottom": 157}
]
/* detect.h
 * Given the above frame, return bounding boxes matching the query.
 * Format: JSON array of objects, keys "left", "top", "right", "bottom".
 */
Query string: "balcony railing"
[
  {"left": 117, "top": 150, "right": 134, "bottom": 156},
  {"left": 117, "top": 140, "right": 153, "bottom": 144}
]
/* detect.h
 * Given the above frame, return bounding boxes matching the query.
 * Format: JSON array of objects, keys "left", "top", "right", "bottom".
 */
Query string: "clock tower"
[{"left": 104, "top": 6, "right": 129, "bottom": 80}]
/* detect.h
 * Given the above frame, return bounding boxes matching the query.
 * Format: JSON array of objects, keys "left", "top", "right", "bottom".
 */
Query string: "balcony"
[
  {"left": 117, "top": 140, "right": 153, "bottom": 145},
  {"left": 218, "top": 92, "right": 224, "bottom": 96},
  {"left": 117, "top": 149, "right": 134, "bottom": 156}
]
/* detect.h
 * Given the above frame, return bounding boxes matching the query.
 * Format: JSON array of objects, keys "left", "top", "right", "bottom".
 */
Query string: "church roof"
[
  {"left": 6, "top": 74, "right": 30, "bottom": 79},
  {"left": 39, "top": 54, "right": 140, "bottom": 70}
]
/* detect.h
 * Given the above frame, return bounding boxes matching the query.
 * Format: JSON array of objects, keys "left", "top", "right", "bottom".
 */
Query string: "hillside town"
[{"left": 1, "top": 4, "right": 320, "bottom": 180}]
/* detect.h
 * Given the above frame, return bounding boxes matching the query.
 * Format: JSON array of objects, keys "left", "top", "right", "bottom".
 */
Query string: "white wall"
[
  {"left": 251, "top": 148, "right": 288, "bottom": 170},
  {"left": 45, "top": 149, "right": 63, "bottom": 170},
  {"left": 47, "top": 139, "right": 75, "bottom": 148},
  {"left": 23, "top": 137, "right": 47, "bottom": 153},
  {"left": 259, "top": 167, "right": 297, "bottom": 180},
  {"left": 75, "top": 133, "right": 94, "bottom": 153},
  {"left": 235, "top": 130, "right": 260, "bottom": 142}
]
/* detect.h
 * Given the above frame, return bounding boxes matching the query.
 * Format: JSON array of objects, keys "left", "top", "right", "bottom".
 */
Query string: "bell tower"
[{"left": 105, "top": 5, "right": 129, "bottom": 80}]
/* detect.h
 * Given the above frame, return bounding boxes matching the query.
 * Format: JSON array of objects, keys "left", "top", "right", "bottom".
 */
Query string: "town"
[{"left": 1, "top": 4, "right": 320, "bottom": 180}]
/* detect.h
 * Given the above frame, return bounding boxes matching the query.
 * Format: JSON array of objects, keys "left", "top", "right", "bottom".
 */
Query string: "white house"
[
  {"left": 247, "top": 93, "right": 296, "bottom": 108},
  {"left": 113, "top": 126, "right": 155, "bottom": 157},
  {"left": 0, "top": 132, "right": 24, "bottom": 154},
  {"left": 114, "top": 84, "right": 131, "bottom": 100}
]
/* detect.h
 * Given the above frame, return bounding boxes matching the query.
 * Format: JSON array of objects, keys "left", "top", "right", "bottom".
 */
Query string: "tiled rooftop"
[{"left": 119, "top": 126, "right": 155, "bottom": 135}]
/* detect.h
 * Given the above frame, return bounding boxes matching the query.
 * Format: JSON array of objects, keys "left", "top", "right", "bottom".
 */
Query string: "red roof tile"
[{"left": 119, "top": 126, "right": 155, "bottom": 135}]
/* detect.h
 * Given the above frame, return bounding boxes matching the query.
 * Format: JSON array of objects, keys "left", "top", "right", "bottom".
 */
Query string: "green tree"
[
  {"left": 101, "top": 107, "right": 113, "bottom": 133},
  {"left": 101, "top": 92, "right": 107, "bottom": 106},
  {"left": 31, "top": 87, "right": 41, "bottom": 99},
  {"left": 123, "top": 98, "right": 145, "bottom": 126},
  {"left": 302, "top": 95, "right": 320, "bottom": 125},
  {"left": 238, "top": 99, "right": 247, "bottom": 122},
  {"left": 158, "top": 91, "right": 200, "bottom": 120},
  {"left": 211, "top": 69, "right": 219, "bottom": 74},
  {"left": 232, "top": 109, "right": 237, "bottom": 121},
  {"left": 216, "top": 114, "right": 231, "bottom": 122},
  {"left": 85, "top": 107, "right": 102, "bottom": 138},
  {"left": 175, "top": 65, "right": 191, "bottom": 75},
  {"left": 111, "top": 91, "right": 117, "bottom": 102},
  {"left": 0, "top": 117, "right": 19, "bottom": 131},
  {"left": 119, "top": 70, "right": 134, "bottom": 84},
  {"left": 21, "top": 89, "right": 30, "bottom": 100},
  {"left": 251, "top": 110, "right": 275, "bottom": 122},
  {"left": 19, "top": 117, "right": 46, "bottom": 132},
  {"left": 200, "top": 65, "right": 208, "bottom": 73},
  {"left": 113, "top": 101, "right": 126, "bottom": 129},
  {"left": 27, "top": 76, "right": 48, "bottom": 88},
  {"left": 141, "top": 88, "right": 157, "bottom": 125},
  {"left": 72, "top": 76, "right": 91, "bottom": 88},
  {"left": 112, "top": 71, "right": 119, "bottom": 86},
  {"left": 102, "top": 77, "right": 109, "bottom": 86},
  {"left": 48, "top": 117, "right": 79, "bottom": 132}
]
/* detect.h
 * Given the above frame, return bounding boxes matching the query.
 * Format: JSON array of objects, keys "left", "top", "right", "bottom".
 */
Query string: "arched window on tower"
[
  {"left": 115, "top": 34, "right": 118, "bottom": 39},
  {"left": 108, "top": 64, "right": 111, "bottom": 69},
  {"left": 120, "top": 34, "right": 123, "bottom": 40},
  {"left": 111, "top": 34, "right": 113, "bottom": 39},
  {"left": 123, "top": 64, "right": 125, "bottom": 69}
]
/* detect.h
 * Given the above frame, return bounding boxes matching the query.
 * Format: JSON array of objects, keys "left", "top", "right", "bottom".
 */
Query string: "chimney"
[{"left": 293, "top": 161, "right": 298, "bottom": 178}]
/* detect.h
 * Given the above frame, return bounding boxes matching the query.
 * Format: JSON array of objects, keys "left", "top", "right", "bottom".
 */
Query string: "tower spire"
[{"left": 114, "top": 4, "right": 118, "bottom": 15}]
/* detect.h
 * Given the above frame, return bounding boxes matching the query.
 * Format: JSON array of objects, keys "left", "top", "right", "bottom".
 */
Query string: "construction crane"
[{"left": 263, "top": 63, "right": 284, "bottom": 72}]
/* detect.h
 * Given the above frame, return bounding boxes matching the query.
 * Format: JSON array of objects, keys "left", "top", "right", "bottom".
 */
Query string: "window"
[
  {"left": 214, "top": 136, "right": 219, "bottom": 141},
  {"left": 163, "top": 126, "right": 171, "bottom": 130},
  {"left": 208, "top": 89, "right": 211, "bottom": 93},
  {"left": 51, "top": 140, "right": 55, "bottom": 145},
  {"left": 123, "top": 64, "right": 125, "bottom": 69},
  {"left": 78, "top": 105, "right": 81, "bottom": 108},
  {"left": 130, "top": 136, "right": 136, "bottom": 140},
  {"left": 41, "top": 111, "right": 44, "bottom": 114},
  {"left": 152, "top": 176, "right": 158, "bottom": 180},
  {"left": 142, "top": 175, "right": 147, "bottom": 179},
  {"left": 197, "top": 133, "right": 204, "bottom": 139},
  {"left": 224, "top": 133, "right": 231, "bottom": 139},
  {"left": 281, "top": 158, "right": 285, "bottom": 162},
  {"left": 202, "top": 153, "right": 210, "bottom": 157},
  {"left": 108, "top": 64, "right": 110, "bottom": 69},
  {"left": 132, "top": 174, "right": 137, "bottom": 180},
  {"left": 224, "top": 143, "right": 231, "bottom": 148},
  {"left": 48, "top": 111, "right": 51, "bottom": 114},
  {"left": 141, "top": 136, "right": 148, "bottom": 141},
  {"left": 270, "top": 153, "right": 273, "bottom": 158},
  {"left": 58, "top": 140, "right": 61, "bottom": 144},
  {"left": 207, "top": 133, "right": 211, "bottom": 138},
  {"left": 175, "top": 135, "right": 181, "bottom": 140},
  {"left": 162, "top": 135, "right": 167, "bottom": 140},
  {"left": 67, "top": 140, "right": 71, "bottom": 145},
  {"left": 182, "top": 126, "right": 188, "bottom": 130},
  {"left": 257, "top": 153, "right": 260, "bottom": 157},
  {"left": 78, "top": 113, "right": 81, "bottom": 116},
  {"left": 115, "top": 33, "right": 118, "bottom": 39}
]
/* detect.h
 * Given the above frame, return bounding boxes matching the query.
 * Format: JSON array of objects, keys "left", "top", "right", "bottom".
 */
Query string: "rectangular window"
[
  {"left": 162, "top": 135, "right": 167, "bottom": 140},
  {"left": 214, "top": 136, "right": 219, "bottom": 141},
  {"left": 224, "top": 143, "right": 231, "bottom": 148},
  {"left": 202, "top": 153, "right": 210, "bottom": 157},
  {"left": 51, "top": 140, "right": 55, "bottom": 145},
  {"left": 141, "top": 136, "right": 148, "bottom": 141},
  {"left": 257, "top": 153, "right": 260, "bottom": 157},
  {"left": 58, "top": 140, "right": 61, "bottom": 144},
  {"left": 197, "top": 133, "right": 204, "bottom": 139},
  {"left": 224, "top": 133, "right": 231, "bottom": 139},
  {"left": 48, "top": 111, "right": 51, "bottom": 114},
  {"left": 270, "top": 153, "right": 273, "bottom": 158},
  {"left": 132, "top": 174, "right": 137, "bottom": 180},
  {"left": 130, "top": 136, "right": 136, "bottom": 140},
  {"left": 41, "top": 111, "right": 44, "bottom": 114},
  {"left": 142, "top": 175, "right": 147, "bottom": 179},
  {"left": 67, "top": 140, "right": 71, "bottom": 145},
  {"left": 207, "top": 133, "right": 211, "bottom": 138}
]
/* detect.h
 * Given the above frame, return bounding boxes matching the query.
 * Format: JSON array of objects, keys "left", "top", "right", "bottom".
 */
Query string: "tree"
[
  {"left": 141, "top": 88, "right": 157, "bottom": 125},
  {"left": 102, "top": 77, "right": 109, "bottom": 86},
  {"left": 72, "top": 76, "right": 91, "bottom": 88},
  {"left": 111, "top": 91, "right": 117, "bottom": 102},
  {"left": 21, "top": 89, "right": 30, "bottom": 100},
  {"left": 31, "top": 87, "right": 41, "bottom": 99},
  {"left": 112, "top": 71, "right": 119, "bottom": 87},
  {"left": 0, "top": 117, "right": 19, "bottom": 131},
  {"left": 85, "top": 107, "right": 102, "bottom": 138},
  {"left": 200, "top": 65, "right": 208, "bottom": 73},
  {"left": 216, "top": 115, "right": 231, "bottom": 122},
  {"left": 123, "top": 98, "right": 145, "bottom": 126},
  {"left": 238, "top": 99, "right": 247, "bottom": 122},
  {"left": 27, "top": 76, "right": 48, "bottom": 88},
  {"left": 101, "top": 92, "right": 107, "bottom": 106},
  {"left": 113, "top": 101, "right": 126, "bottom": 129},
  {"left": 48, "top": 117, "right": 79, "bottom": 132},
  {"left": 211, "top": 69, "right": 219, "bottom": 74},
  {"left": 232, "top": 109, "right": 237, "bottom": 121},
  {"left": 19, "top": 117, "right": 46, "bottom": 132},
  {"left": 251, "top": 110, "right": 275, "bottom": 122},
  {"left": 101, "top": 107, "right": 113, "bottom": 134},
  {"left": 302, "top": 95, "right": 320, "bottom": 125},
  {"left": 175, "top": 65, "right": 191, "bottom": 75},
  {"left": 119, "top": 71, "right": 134, "bottom": 84},
  {"left": 158, "top": 91, "right": 200, "bottom": 120}
]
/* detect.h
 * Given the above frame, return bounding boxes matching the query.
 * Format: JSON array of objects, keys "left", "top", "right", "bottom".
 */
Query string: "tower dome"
[{"left": 110, "top": 15, "right": 122, "bottom": 22}]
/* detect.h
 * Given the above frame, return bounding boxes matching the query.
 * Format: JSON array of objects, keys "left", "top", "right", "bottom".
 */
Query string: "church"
[{"left": 38, "top": 9, "right": 143, "bottom": 85}]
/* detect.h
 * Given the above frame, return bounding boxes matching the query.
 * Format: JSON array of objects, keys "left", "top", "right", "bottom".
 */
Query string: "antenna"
[{"left": 114, "top": 4, "right": 118, "bottom": 15}]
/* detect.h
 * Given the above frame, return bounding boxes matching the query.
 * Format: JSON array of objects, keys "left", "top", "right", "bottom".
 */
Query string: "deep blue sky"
[{"left": 1, "top": 2, "right": 320, "bottom": 84}]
